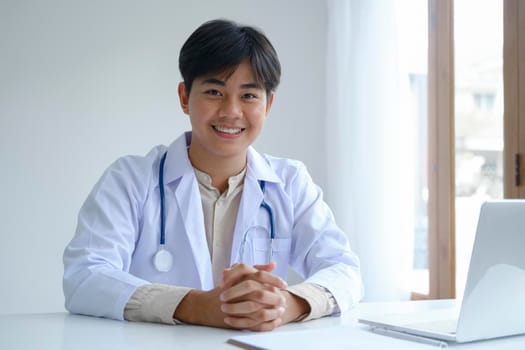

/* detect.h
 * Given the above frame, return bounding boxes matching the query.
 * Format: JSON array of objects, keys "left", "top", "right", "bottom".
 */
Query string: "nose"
[{"left": 219, "top": 96, "right": 242, "bottom": 119}]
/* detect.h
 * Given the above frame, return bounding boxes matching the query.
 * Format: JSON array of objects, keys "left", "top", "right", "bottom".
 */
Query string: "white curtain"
[{"left": 325, "top": 0, "right": 415, "bottom": 301}]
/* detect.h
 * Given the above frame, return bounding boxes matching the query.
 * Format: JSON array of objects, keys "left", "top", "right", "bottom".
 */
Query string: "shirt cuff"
[
  {"left": 287, "top": 282, "right": 340, "bottom": 322},
  {"left": 124, "top": 284, "right": 191, "bottom": 325}
]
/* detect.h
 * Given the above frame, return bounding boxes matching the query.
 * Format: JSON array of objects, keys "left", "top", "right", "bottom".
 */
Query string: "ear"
[
  {"left": 265, "top": 92, "right": 275, "bottom": 116},
  {"left": 178, "top": 82, "right": 190, "bottom": 115}
]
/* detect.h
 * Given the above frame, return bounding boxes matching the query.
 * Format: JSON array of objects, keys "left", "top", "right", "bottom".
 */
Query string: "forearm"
[
  {"left": 124, "top": 284, "right": 191, "bottom": 324},
  {"left": 280, "top": 290, "right": 310, "bottom": 324},
  {"left": 173, "top": 288, "right": 227, "bottom": 328},
  {"left": 287, "top": 283, "right": 340, "bottom": 321}
]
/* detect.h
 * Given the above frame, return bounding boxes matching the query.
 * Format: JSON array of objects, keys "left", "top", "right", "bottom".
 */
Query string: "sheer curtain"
[{"left": 325, "top": 0, "right": 415, "bottom": 301}]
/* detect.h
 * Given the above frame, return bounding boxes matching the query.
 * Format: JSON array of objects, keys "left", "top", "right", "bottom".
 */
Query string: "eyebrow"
[{"left": 201, "top": 78, "right": 262, "bottom": 90}]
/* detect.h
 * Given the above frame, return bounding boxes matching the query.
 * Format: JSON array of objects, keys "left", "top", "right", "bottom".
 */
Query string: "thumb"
[{"left": 253, "top": 262, "right": 276, "bottom": 272}]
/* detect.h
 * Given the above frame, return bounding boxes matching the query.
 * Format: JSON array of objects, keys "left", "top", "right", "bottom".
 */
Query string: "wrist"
[
  {"left": 282, "top": 290, "right": 310, "bottom": 323},
  {"left": 173, "top": 289, "right": 203, "bottom": 324}
]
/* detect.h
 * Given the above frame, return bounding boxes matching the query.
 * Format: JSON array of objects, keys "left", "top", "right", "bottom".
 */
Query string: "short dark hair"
[{"left": 179, "top": 19, "right": 281, "bottom": 95}]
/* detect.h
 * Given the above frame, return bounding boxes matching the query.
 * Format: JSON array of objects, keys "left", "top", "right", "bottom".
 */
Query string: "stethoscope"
[{"left": 153, "top": 151, "right": 276, "bottom": 272}]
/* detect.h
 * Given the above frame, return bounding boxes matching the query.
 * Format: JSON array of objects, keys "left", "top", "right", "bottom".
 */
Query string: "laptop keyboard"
[{"left": 405, "top": 319, "right": 458, "bottom": 335}]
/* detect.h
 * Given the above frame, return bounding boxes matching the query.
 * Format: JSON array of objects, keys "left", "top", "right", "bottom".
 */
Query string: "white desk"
[{"left": 1, "top": 300, "right": 524, "bottom": 349}]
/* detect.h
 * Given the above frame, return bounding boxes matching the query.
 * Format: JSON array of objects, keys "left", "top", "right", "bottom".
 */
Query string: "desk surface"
[{"left": 1, "top": 300, "right": 524, "bottom": 350}]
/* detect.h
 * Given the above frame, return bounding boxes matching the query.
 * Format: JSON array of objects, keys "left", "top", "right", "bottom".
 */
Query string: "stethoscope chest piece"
[{"left": 153, "top": 248, "right": 173, "bottom": 272}]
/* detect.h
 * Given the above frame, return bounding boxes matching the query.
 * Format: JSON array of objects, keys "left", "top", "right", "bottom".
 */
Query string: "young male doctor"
[{"left": 63, "top": 19, "right": 363, "bottom": 331}]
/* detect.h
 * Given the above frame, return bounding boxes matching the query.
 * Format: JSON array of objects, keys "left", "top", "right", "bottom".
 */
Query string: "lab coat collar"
[
  {"left": 162, "top": 132, "right": 194, "bottom": 184},
  {"left": 246, "top": 146, "right": 281, "bottom": 185}
]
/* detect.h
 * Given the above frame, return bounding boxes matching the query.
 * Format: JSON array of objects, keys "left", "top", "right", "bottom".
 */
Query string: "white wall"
[{"left": 0, "top": 0, "right": 327, "bottom": 313}]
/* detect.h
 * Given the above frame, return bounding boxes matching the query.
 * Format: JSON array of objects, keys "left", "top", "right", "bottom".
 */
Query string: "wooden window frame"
[
  {"left": 418, "top": 0, "right": 456, "bottom": 300},
  {"left": 504, "top": 0, "right": 525, "bottom": 198},
  {"left": 415, "top": 0, "right": 525, "bottom": 301}
]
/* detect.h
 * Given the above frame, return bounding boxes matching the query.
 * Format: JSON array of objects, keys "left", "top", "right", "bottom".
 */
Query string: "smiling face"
[{"left": 178, "top": 60, "right": 274, "bottom": 171}]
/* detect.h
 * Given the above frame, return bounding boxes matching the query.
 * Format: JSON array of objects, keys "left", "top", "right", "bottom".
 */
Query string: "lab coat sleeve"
[
  {"left": 287, "top": 162, "right": 363, "bottom": 313},
  {"left": 63, "top": 155, "right": 155, "bottom": 320}
]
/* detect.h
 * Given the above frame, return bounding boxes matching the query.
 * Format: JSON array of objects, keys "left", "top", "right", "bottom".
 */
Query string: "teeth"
[{"left": 214, "top": 126, "right": 242, "bottom": 134}]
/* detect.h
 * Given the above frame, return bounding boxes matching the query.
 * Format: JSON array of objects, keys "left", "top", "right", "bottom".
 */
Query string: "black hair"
[{"left": 179, "top": 19, "right": 281, "bottom": 95}]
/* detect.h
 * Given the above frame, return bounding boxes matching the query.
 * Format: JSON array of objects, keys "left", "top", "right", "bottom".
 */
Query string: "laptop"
[{"left": 359, "top": 200, "right": 525, "bottom": 344}]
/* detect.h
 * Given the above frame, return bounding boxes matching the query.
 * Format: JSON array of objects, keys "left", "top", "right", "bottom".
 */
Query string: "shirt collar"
[
  {"left": 193, "top": 166, "right": 247, "bottom": 198},
  {"left": 163, "top": 131, "right": 282, "bottom": 186}
]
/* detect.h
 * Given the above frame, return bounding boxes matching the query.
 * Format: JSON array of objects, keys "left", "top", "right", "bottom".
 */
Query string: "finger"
[
  {"left": 221, "top": 289, "right": 285, "bottom": 313},
  {"left": 245, "top": 270, "right": 288, "bottom": 289},
  {"left": 221, "top": 263, "right": 277, "bottom": 287},
  {"left": 253, "top": 262, "right": 276, "bottom": 272},
  {"left": 223, "top": 269, "right": 287, "bottom": 291},
  {"left": 220, "top": 263, "right": 257, "bottom": 288},
  {"left": 221, "top": 300, "right": 263, "bottom": 315},
  {"left": 225, "top": 263, "right": 274, "bottom": 274},
  {"left": 224, "top": 308, "right": 285, "bottom": 329},
  {"left": 221, "top": 281, "right": 287, "bottom": 306},
  {"left": 220, "top": 279, "right": 263, "bottom": 302},
  {"left": 222, "top": 263, "right": 241, "bottom": 273},
  {"left": 248, "top": 317, "right": 283, "bottom": 332}
]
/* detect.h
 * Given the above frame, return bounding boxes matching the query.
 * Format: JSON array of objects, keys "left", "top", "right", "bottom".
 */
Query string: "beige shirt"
[{"left": 124, "top": 167, "right": 338, "bottom": 324}]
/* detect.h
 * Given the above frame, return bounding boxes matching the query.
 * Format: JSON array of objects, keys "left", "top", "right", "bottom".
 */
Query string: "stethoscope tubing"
[
  {"left": 258, "top": 180, "right": 276, "bottom": 241},
  {"left": 159, "top": 152, "right": 168, "bottom": 245},
  {"left": 155, "top": 150, "right": 275, "bottom": 271}
]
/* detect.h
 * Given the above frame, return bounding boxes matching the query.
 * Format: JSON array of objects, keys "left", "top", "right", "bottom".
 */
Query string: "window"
[
  {"left": 396, "top": 0, "right": 430, "bottom": 296},
  {"left": 423, "top": 0, "right": 525, "bottom": 300},
  {"left": 454, "top": 0, "right": 503, "bottom": 300}
]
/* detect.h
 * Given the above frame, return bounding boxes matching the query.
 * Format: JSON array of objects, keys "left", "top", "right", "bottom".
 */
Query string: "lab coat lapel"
[
  {"left": 230, "top": 175, "right": 264, "bottom": 264},
  {"left": 230, "top": 147, "right": 281, "bottom": 265},
  {"left": 173, "top": 175, "right": 213, "bottom": 289},
  {"left": 165, "top": 133, "right": 213, "bottom": 290}
]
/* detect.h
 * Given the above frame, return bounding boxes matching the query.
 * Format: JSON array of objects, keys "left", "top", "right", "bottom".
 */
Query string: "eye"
[
  {"left": 205, "top": 89, "right": 222, "bottom": 97},
  {"left": 242, "top": 93, "right": 258, "bottom": 100}
]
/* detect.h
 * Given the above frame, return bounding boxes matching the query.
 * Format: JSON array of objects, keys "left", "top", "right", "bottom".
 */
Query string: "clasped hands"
[{"left": 174, "top": 262, "right": 309, "bottom": 331}]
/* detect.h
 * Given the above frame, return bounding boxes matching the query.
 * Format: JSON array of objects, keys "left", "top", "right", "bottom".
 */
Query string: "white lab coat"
[{"left": 63, "top": 132, "right": 363, "bottom": 320}]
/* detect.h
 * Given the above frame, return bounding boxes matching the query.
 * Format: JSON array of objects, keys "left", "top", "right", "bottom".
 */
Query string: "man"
[{"left": 63, "top": 19, "right": 363, "bottom": 331}]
